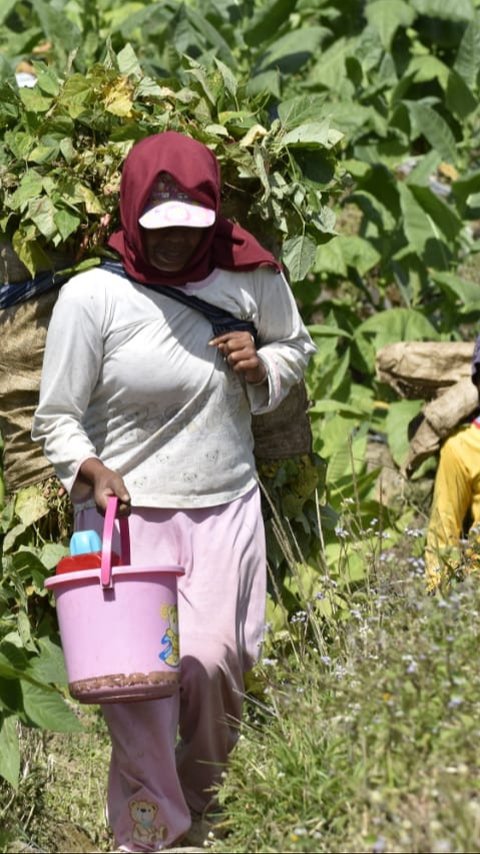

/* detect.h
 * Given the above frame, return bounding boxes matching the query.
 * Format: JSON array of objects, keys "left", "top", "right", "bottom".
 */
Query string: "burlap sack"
[
  {"left": 0, "top": 289, "right": 58, "bottom": 492},
  {"left": 403, "top": 377, "right": 479, "bottom": 477},
  {"left": 252, "top": 381, "right": 312, "bottom": 460},
  {"left": 376, "top": 341, "right": 474, "bottom": 400}
]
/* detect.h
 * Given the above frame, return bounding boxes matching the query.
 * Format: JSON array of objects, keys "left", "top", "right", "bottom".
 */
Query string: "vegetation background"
[{"left": 1, "top": 0, "right": 480, "bottom": 851}]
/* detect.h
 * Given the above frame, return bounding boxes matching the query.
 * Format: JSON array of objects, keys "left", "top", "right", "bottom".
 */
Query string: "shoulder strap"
[{"left": 101, "top": 259, "right": 258, "bottom": 343}]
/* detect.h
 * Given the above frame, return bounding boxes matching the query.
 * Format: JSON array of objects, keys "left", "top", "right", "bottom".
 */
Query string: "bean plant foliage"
[{"left": 1, "top": 0, "right": 480, "bottom": 797}]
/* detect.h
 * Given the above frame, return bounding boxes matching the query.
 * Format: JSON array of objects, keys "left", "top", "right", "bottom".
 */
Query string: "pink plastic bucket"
[{"left": 45, "top": 497, "right": 184, "bottom": 704}]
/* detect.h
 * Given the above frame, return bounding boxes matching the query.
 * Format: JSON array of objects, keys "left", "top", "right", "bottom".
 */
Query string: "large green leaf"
[
  {"left": 446, "top": 70, "right": 478, "bottom": 120},
  {"left": 324, "top": 102, "right": 385, "bottom": 137},
  {"left": 21, "top": 682, "right": 83, "bottom": 732},
  {"left": 31, "top": 0, "right": 82, "bottom": 52},
  {"left": 407, "top": 55, "right": 450, "bottom": 90},
  {"left": 277, "top": 94, "right": 329, "bottom": 130},
  {"left": 314, "top": 238, "right": 348, "bottom": 277},
  {"left": 0, "top": 642, "right": 31, "bottom": 679},
  {"left": 10, "top": 171, "right": 45, "bottom": 210},
  {"left": 454, "top": 16, "right": 480, "bottom": 87},
  {"left": 58, "top": 74, "right": 93, "bottom": 118},
  {"left": 398, "top": 183, "right": 448, "bottom": 254},
  {"left": 39, "top": 541, "right": 69, "bottom": 570},
  {"left": 282, "top": 235, "right": 317, "bottom": 281},
  {"left": 307, "top": 38, "right": 351, "bottom": 91},
  {"left": 107, "top": 2, "right": 163, "bottom": 34},
  {"left": 385, "top": 399, "right": 424, "bottom": 467},
  {"left": 14, "top": 486, "right": 49, "bottom": 526},
  {"left": 319, "top": 422, "right": 369, "bottom": 484},
  {"left": 314, "top": 234, "right": 380, "bottom": 277},
  {"left": 256, "top": 26, "right": 329, "bottom": 74},
  {"left": 0, "top": 714, "right": 20, "bottom": 788},
  {"left": 365, "top": 0, "right": 416, "bottom": 49},
  {"left": 116, "top": 43, "right": 143, "bottom": 79},
  {"left": 11, "top": 548, "right": 49, "bottom": 590},
  {"left": 27, "top": 638, "right": 68, "bottom": 686},
  {"left": 0, "top": 0, "right": 17, "bottom": 25},
  {"left": 406, "top": 101, "right": 458, "bottom": 164},
  {"left": 409, "top": 185, "right": 463, "bottom": 243},
  {"left": 185, "top": 6, "right": 235, "bottom": 66},
  {"left": 26, "top": 196, "right": 58, "bottom": 238},
  {"left": 431, "top": 271, "right": 480, "bottom": 307},
  {"left": 340, "top": 235, "right": 381, "bottom": 275},
  {"left": 353, "top": 308, "right": 439, "bottom": 374},
  {"left": 243, "top": 0, "right": 297, "bottom": 47},
  {"left": 280, "top": 120, "right": 343, "bottom": 149},
  {"left": 411, "top": 0, "right": 474, "bottom": 21},
  {"left": 308, "top": 324, "right": 352, "bottom": 340},
  {"left": 54, "top": 208, "right": 82, "bottom": 241},
  {"left": 308, "top": 347, "right": 352, "bottom": 402},
  {"left": 18, "top": 87, "right": 54, "bottom": 113}
]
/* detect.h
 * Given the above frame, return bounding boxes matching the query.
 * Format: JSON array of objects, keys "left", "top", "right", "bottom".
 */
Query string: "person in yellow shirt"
[{"left": 425, "top": 337, "right": 480, "bottom": 591}]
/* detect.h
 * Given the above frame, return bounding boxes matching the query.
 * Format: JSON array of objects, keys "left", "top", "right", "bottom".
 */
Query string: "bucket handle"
[{"left": 100, "top": 496, "right": 131, "bottom": 588}]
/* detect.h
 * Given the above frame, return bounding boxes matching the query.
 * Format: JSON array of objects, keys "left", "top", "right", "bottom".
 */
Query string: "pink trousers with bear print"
[{"left": 75, "top": 485, "right": 266, "bottom": 852}]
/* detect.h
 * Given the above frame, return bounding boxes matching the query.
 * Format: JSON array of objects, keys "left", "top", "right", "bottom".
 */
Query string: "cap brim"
[{"left": 139, "top": 201, "right": 216, "bottom": 229}]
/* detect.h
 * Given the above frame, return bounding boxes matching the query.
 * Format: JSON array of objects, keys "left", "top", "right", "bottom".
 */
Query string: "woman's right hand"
[{"left": 78, "top": 458, "right": 131, "bottom": 516}]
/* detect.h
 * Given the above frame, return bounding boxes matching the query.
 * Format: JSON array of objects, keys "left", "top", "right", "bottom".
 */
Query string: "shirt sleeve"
[
  {"left": 245, "top": 269, "right": 317, "bottom": 414},
  {"left": 31, "top": 274, "right": 105, "bottom": 500}
]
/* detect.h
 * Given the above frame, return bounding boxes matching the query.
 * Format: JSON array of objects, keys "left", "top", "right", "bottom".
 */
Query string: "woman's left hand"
[{"left": 209, "top": 331, "right": 267, "bottom": 384}]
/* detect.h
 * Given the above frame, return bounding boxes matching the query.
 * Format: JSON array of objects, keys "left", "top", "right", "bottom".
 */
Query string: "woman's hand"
[
  {"left": 78, "top": 458, "right": 131, "bottom": 516},
  {"left": 209, "top": 331, "right": 267, "bottom": 385}
]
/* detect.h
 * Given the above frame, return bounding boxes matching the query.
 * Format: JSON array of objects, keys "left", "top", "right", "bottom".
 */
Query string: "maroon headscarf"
[{"left": 108, "top": 131, "right": 281, "bottom": 286}]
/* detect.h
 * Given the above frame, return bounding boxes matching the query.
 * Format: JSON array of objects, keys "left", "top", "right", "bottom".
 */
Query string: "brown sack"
[
  {"left": 403, "top": 377, "right": 479, "bottom": 477},
  {"left": 0, "top": 289, "right": 58, "bottom": 492},
  {"left": 252, "top": 381, "right": 312, "bottom": 461},
  {"left": 376, "top": 341, "right": 474, "bottom": 400}
]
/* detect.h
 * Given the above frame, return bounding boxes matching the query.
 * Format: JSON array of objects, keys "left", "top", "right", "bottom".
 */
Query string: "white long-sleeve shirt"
[{"left": 32, "top": 265, "right": 315, "bottom": 509}]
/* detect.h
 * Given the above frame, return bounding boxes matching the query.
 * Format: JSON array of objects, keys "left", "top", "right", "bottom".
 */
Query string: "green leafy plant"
[{"left": 0, "top": 483, "right": 79, "bottom": 789}]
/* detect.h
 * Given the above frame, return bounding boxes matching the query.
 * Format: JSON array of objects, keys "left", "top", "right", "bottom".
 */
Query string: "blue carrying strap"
[{"left": 101, "top": 259, "right": 258, "bottom": 344}]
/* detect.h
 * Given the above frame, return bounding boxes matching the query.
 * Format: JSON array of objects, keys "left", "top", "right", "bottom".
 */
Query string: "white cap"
[{"left": 139, "top": 174, "right": 215, "bottom": 230}]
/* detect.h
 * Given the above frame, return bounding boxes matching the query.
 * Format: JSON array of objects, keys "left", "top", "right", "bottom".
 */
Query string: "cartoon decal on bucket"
[
  {"left": 45, "top": 497, "right": 185, "bottom": 704},
  {"left": 159, "top": 604, "right": 180, "bottom": 667}
]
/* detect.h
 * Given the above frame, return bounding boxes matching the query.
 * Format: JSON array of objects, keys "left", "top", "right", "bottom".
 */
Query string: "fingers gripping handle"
[{"left": 100, "top": 497, "right": 132, "bottom": 587}]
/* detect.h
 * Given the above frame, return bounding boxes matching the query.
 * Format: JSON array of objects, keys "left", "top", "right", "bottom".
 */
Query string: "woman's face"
[{"left": 143, "top": 226, "right": 207, "bottom": 272}]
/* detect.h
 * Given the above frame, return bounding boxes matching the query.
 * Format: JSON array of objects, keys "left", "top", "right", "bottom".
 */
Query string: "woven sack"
[
  {"left": 0, "top": 289, "right": 58, "bottom": 492},
  {"left": 376, "top": 341, "right": 474, "bottom": 400},
  {"left": 252, "top": 381, "right": 312, "bottom": 460},
  {"left": 403, "top": 377, "right": 479, "bottom": 477}
]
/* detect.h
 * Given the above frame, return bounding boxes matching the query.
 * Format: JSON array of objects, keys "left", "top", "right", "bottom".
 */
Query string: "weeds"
[
  {"left": 1, "top": 707, "right": 112, "bottom": 853},
  {"left": 4, "top": 486, "right": 480, "bottom": 854},
  {"left": 216, "top": 505, "right": 480, "bottom": 854}
]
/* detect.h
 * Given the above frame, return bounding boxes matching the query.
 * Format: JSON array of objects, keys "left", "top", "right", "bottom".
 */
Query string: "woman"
[{"left": 32, "top": 131, "right": 315, "bottom": 852}]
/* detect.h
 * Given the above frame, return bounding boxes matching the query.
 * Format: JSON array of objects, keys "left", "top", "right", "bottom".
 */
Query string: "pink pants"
[{"left": 76, "top": 486, "right": 266, "bottom": 852}]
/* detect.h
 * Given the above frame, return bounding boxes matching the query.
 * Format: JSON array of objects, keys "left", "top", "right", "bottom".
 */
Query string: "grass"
[
  {"left": 1, "top": 706, "right": 112, "bottom": 853},
  {"left": 215, "top": 539, "right": 480, "bottom": 853},
  {"left": 3, "top": 507, "right": 480, "bottom": 853}
]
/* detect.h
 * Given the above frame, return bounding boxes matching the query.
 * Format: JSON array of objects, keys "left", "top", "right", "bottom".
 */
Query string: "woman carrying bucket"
[{"left": 32, "top": 131, "right": 315, "bottom": 852}]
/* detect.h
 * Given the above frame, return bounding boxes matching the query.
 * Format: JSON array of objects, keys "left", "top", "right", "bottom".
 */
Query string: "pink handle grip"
[{"left": 100, "top": 496, "right": 131, "bottom": 588}]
